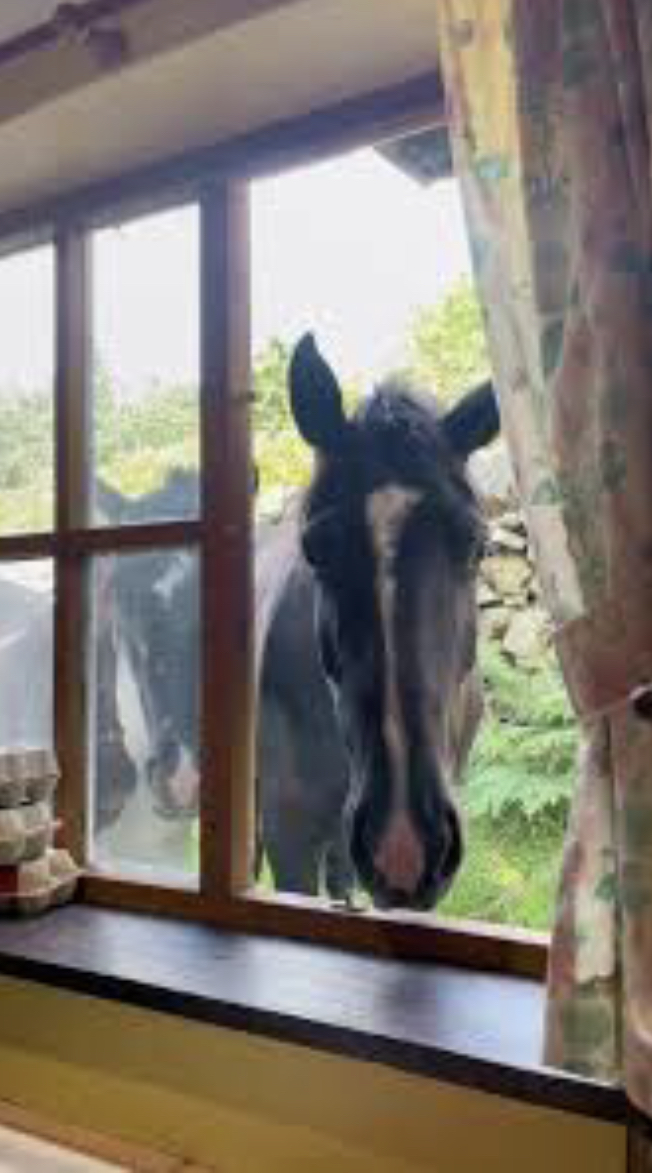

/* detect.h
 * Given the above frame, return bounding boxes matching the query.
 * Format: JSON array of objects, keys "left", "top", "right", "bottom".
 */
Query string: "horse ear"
[
  {"left": 95, "top": 479, "right": 127, "bottom": 524},
  {"left": 441, "top": 380, "right": 500, "bottom": 460},
  {"left": 289, "top": 333, "right": 349, "bottom": 454}
]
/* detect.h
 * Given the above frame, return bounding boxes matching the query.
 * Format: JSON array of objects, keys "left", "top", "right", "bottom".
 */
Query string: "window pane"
[
  {"left": 0, "top": 247, "right": 54, "bottom": 535},
  {"left": 89, "top": 548, "right": 200, "bottom": 887},
  {"left": 0, "top": 560, "right": 54, "bottom": 747},
  {"left": 91, "top": 206, "right": 200, "bottom": 526},
  {"left": 250, "top": 146, "right": 571, "bottom": 931}
]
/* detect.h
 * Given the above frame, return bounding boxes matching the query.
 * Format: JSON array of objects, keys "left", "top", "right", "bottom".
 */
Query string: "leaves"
[
  {"left": 407, "top": 278, "right": 491, "bottom": 404},
  {"left": 463, "top": 642, "right": 578, "bottom": 825}
]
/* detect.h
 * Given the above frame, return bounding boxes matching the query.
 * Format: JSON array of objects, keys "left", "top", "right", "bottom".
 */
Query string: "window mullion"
[
  {"left": 200, "top": 181, "right": 253, "bottom": 906},
  {"left": 54, "top": 224, "right": 92, "bottom": 864}
]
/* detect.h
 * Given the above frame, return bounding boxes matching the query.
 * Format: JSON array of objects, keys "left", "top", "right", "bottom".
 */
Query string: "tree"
[{"left": 408, "top": 277, "right": 490, "bottom": 404}]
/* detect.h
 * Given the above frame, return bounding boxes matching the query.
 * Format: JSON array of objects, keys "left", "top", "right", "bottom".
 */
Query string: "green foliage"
[
  {"left": 464, "top": 641, "right": 578, "bottom": 825},
  {"left": 0, "top": 393, "right": 53, "bottom": 533},
  {"left": 439, "top": 814, "right": 564, "bottom": 930},
  {"left": 407, "top": 277, "right": 491, "bottom": 403},
  {"left": 95, "top": 380, "right": 199, "bottom": 498},
  {"left": 436, "top": 639, "right": 577, "bottom": 929}
]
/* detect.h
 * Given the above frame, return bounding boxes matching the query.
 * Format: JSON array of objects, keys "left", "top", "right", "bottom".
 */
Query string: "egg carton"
[
  {"left": 0, "top": 849, "right": 80, "bottom": 915},
  {"left": 0, "top": 749, "right": 59, "bottom": 808},
  {"left": 0, "top": 801, "right": 55, "bottom": 865}
]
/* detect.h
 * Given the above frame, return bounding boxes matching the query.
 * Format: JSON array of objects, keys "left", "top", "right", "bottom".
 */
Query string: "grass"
[{"left": 439, "top": 812, "right": 565, "bottom": 931}]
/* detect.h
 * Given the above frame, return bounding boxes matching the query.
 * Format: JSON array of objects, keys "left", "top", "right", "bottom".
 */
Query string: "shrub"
[{"left": 463, "top": 641, "right": 578, "bottom": 827}]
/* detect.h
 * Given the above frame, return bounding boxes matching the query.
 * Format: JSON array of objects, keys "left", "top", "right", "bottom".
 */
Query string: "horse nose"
[
  {"left": 369, "top": 804, "right": 462, "bottom": 907},
  {"left": 372, "top": 808, "right": 425, "bottom": 897}
]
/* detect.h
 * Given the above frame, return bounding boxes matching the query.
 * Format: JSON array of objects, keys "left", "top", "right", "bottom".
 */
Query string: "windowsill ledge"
[{"left": 0, "top": 903, "right": 626, "bottom": 1124}]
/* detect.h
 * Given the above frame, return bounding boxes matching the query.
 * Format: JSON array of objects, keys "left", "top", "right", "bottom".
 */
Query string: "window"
[
  {"left": 0, "top": 76, "right": 555, "bottom": 977},
  {"left": 249, "top": 151, "right": 573, "bottom": 937}
]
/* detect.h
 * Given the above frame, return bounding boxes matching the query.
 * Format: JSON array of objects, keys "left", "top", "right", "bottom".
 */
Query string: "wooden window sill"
[{"left": 0, "top": 903, "right": 627, "bottom": 1125}]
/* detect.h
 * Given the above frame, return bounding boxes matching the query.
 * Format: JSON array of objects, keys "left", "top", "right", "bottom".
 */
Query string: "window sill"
[{"left": 0, "top": 903, "right": 625, "bottom": 1124}]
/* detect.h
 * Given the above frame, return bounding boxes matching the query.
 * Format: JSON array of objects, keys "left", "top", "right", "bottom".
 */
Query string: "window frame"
[{"left": 0, "top": 70, "right": 548, "bottom": 981}]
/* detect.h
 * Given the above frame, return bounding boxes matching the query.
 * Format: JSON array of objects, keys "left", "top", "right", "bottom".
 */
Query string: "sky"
[{"left": 0, "top": 147, "right": 473, "bottom": 399}]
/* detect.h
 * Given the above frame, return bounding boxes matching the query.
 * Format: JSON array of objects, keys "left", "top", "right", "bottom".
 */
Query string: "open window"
[
  {"left": 249, "top": 143, "right": 574, "bottom": 939},
  {"left": 0, "top": 77, "right": 571, "bottom": 977}
]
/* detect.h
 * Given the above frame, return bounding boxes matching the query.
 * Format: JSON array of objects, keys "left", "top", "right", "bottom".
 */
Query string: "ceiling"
[
  {"left": 0, "top": 0, "right": 438, "bottom": 217},
  {"left": 0, "top": 1, "right": 95, "bottom": 46}
]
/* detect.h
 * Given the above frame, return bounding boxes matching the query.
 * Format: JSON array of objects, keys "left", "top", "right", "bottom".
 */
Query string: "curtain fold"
[{"left": 435, "top": 0, "right": 652, "bottom": 1107}]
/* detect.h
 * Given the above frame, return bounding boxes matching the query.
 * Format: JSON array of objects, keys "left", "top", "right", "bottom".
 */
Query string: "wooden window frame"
[{"left": 0, "top": 71, "right": 548, "bottom": 982}]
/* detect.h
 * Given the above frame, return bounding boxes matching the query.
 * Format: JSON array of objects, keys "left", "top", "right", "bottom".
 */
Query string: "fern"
[{"left": 463, "top": 641, "right": 579, "bottom": 827}]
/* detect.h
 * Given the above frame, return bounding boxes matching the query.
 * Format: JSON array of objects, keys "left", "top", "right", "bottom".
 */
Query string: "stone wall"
[{"left": 470, "top": 441, "right": 551, "bottom": 667}]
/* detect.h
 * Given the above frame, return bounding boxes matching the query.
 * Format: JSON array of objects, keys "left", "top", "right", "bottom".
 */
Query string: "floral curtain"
[{"left": 435, "top": 0, "right": 652, "bottom": 1109}]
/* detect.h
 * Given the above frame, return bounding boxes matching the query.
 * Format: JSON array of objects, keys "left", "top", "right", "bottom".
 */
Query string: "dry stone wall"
[{"left": 470, "top": 441, "right": 551, "bottom": 666}]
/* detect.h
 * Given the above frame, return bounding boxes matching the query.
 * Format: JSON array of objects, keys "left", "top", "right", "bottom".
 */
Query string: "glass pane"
[
  {"left": 0, "top": 560, "right": 54, "bottom": 747},
  {"left": 0, "top": 246, "right": 54, "bottom": 535},
  {"left": 89, "top": 548, "right": 200, "bottom": 887},
  {"left": 250, "top": 145, "right": 571, "bottom": 931},
  {"left": 92, "top": 205, "right": 200, "bottom": 526}
]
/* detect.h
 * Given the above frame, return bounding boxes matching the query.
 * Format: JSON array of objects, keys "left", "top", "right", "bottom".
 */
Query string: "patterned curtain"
[{"left": 435, "top": 0, "right": 652, "bottom": 1108}]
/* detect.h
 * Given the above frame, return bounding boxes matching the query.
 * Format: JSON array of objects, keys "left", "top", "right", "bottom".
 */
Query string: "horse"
[
  {"left": 288, "top": 333, "right": 498, "bottom": 909},
  {"left": 100, "top": 333, "right": 498, "bottom": 910},
  {"left": 97, "top": 473, "right": 354, "bottom": 898}
]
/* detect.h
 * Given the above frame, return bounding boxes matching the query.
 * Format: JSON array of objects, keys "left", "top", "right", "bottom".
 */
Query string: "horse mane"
[
  {"left": 300, "top": 375, "right": 486, "bottom": 563},
  {"left": 352, "top": 376, "right": 444, "bottom": 459}
]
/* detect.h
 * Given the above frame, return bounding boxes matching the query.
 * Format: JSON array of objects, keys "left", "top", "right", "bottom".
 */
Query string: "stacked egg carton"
[{"left": 0, "top": 749, "right": 79, "bottom": 915}]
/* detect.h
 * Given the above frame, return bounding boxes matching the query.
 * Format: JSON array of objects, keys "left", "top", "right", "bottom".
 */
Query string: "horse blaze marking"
[{"left": 366, "top": 486, "right": 422, "bottom": 811}]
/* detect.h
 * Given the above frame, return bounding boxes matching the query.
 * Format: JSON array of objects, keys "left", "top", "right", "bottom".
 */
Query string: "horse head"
[{"left": 289, "top": 333, "right": 499, "bottom": 910}]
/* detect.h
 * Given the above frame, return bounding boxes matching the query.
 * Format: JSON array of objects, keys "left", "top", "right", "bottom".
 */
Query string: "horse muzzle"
[{"left": 351, "top": 798, "right": 463, "bottom": 911}]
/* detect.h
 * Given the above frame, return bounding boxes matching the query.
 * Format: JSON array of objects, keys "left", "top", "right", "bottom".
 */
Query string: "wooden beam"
[
  {"left": 199, "top": 181, "right": 253, "bottom": 902},
  {"left": 54, "top": 226, "right": 92, "bottom": 863}
]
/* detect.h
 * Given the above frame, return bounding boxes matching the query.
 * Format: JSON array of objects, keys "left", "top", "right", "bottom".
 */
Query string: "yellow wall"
[{"left": 0, "top": 976, "right": 626, "bottom": 1173}]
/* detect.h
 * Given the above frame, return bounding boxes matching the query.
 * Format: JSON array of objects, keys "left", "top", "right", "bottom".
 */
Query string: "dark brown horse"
[{"left": 288, "top": 334, "right": 499, "bottom": 909}]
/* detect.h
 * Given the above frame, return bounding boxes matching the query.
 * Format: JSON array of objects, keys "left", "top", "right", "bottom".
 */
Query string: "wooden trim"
[
  {"left": 81, "top": 875, "right": 210, "bottom": 920},
  {"left": 0, "top": 520, "right": 202, "bottom": 561},
  {"left": 0, "top": 533, "right": 56, "bottom": 560},
  {"left": 222, "top": 897, "right": 548, "bottom": 980},
  {"left": 0, "top": 71, "right": 445, "bottom": 250},
  {"left": 81, "top": 874, "right": 548, "bottom": 981},
  {"left": 199, "top": 181, "right": 253, "bottom": 901},
  {"left": 54, "top": 226, "right": 92, "bottom": 863}
]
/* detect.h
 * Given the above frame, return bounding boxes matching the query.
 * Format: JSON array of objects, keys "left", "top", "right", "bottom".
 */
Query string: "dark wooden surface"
[{"left": 0, "top": 904, "right": 626, "bottom": 1123}]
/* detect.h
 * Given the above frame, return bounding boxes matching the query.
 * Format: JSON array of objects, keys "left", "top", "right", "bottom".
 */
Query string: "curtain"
[{"left": 435, "top": 0, "right": 652, "bottom": 1109}]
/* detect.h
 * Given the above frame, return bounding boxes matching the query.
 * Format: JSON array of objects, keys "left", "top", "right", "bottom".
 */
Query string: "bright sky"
[{"left": 0, "top": 147, "right": 472, "bottom": 398}]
